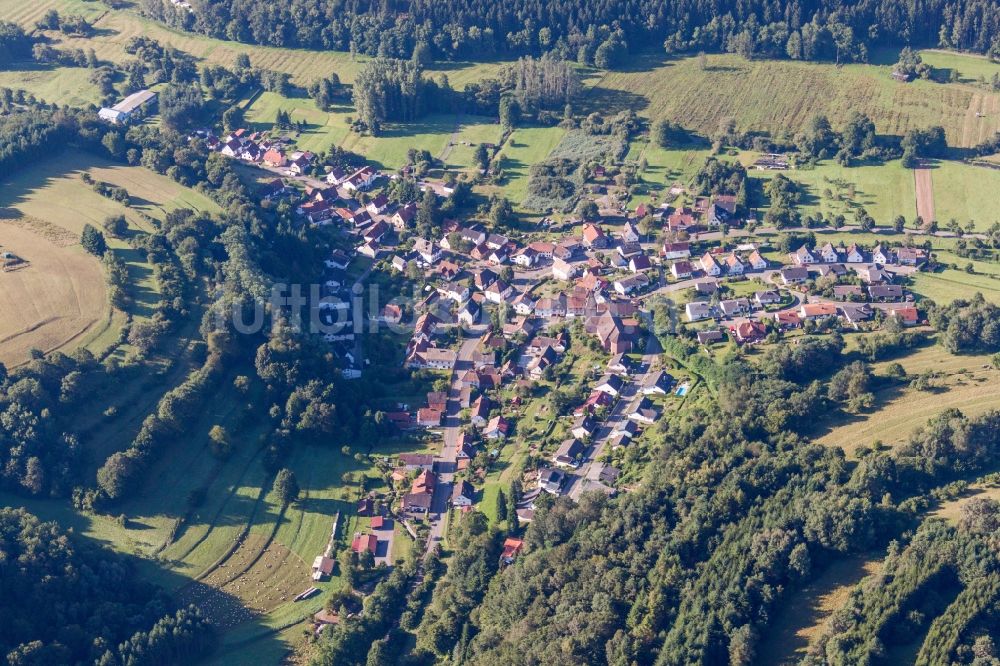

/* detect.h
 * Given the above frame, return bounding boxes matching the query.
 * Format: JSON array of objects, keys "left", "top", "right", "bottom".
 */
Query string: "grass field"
[
  {"left": 244, "top": 90, "right": 500, "bottom": 170},
  {"left": 591, "top": 51, "right": 1000, "bottom": 148},
  {"left": 748, "top": 156, "right": 919, "bottom": 224},
  {"left": 756, "top": 553, "right": 883, "bottom": 665},
  {"left": 920, "top": 50, "right": 1000, "bottom": 87},
  {"left": 924, "top": 159, "right": 1000, "bottom": 228},
  {"left": 910, "top": 265, "right": 1000, "bottom": 304},
  {"left": 4, "top": 0, "right": 502, "bottom": 91},
  {"left": 0, "top": 151, "right": 219, "bottom": 363},
  {"left": 491, "top": 125, "right": 567, "bottom": 209},
  {"left": 815, "top": 345, "right": 1000, "bottom": 455},
  {"left": 0, "top": 361, "right": 411, "bottom": 661},
  {"left": 0, "top": 63, "right": 102, "bottom": 106}
]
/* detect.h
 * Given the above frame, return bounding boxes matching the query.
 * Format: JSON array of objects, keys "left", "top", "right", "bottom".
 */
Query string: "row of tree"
[{"left": 137, "top": 0, "right": 1000, "bottom": 65}]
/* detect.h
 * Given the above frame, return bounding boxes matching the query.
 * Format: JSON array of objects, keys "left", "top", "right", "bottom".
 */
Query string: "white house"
[
  {"left": 700, "top": 252, "right": 722, "bottom": 277},
  {"left": 661, "top": 242, "right": 691, "bottom": 260},
  {"left": 413, "top": 238, "right": 441, "bottom": 264},
  {"left": 685, "top": 301, "right": 714, "bottom": 322},
  {"left": 671, "top": 261, "right": 694, "bottom": 279},
  {"left": 872, "top": 244, "right": 893, "bottom": 265},
  {"left": 819, "top": 243, "right": 840, "bottom": 263},
  {"left": 552, "top": 257, "right": 579, "bottom": 281},
  {"left": 747, "top": 250, "right": 768, "bottom": 270},
  {"left": 621, "top": 222, "right": 640, "bottom": 244}
]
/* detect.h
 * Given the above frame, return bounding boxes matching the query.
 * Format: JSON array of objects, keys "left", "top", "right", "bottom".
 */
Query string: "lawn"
[
  {"left": 748, "top": 157, "right": 918, "bottom": 224},
  {"left": 0, "top": 63, "right": 102, "bottom": 106},
  {"left": 909, "top": 266, "right": 1000, "bottom": 304},
  {"left": 245, "top": 91, "right": 497, "bottom": 170},
  {"left": 590, "top": 51, "right": 1000, "bottom": 147},
  {"left": 627, "top": 141, "right": 713, "bottom": 203},
  {"left": 243, "top": 91, "right": 352, "bottom": 154}
]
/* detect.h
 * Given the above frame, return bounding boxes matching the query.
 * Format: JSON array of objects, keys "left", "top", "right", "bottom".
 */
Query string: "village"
[{"left": 213, "top": 122, "right": 934, "bottom": 610}]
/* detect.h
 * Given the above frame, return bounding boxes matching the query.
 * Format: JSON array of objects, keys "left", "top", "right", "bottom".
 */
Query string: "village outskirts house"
[{"left": 98, "top": 89, "right": 157, "bottom": 124}]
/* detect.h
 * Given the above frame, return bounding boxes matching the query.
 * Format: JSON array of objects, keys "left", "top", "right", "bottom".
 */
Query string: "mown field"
[
  {"left": 244, "top": 89, "right": 502, "bottom": 170},
  {"left": 815, "top": 344, "right": 1000, "bottom": 455},
  {"left": 0, "top": 219, "right": 108, "bottom": 367},
  {"left": 489, "top": 125, "right": 567, "bottom": 209},
  {"left": 923, "top": 159, "right": 1000, "bottom": 228},
  {"left": 0, "top": 150, "right": 220, "bottom": 363},
  {"left": 592, "top": 51, "right": 1000, "bottom": 148}
]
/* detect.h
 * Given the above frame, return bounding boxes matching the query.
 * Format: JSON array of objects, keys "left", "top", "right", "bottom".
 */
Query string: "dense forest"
[
  {"left": 0, "top": 508, "right": 213, "bottom": 665},
  {"left": 139, "top": 0, "right": 1000, "bottom": 63}
]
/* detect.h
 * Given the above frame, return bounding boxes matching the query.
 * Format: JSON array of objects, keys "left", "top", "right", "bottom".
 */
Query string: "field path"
[
  {"left": 914, "top": 164, "right": 935, "bottom": 222},
  {"left": 438, "top": 114, "right": 463, "bottom": 163}
]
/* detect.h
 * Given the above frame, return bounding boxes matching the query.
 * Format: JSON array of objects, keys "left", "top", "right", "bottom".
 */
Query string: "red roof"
[
  {"left": 371, "top": 516, "right": 385, "bottom": 529},
  {"left": 582, "top": 223, "right": 605, "bottom": 242},
  {"left": 501, "top": 537, "right": 524, "bottom": 560},
  {"left": 890, "top": 305, "right": 919, "bottom": 323},
  {"left": 412, "top": 469, "right": 436, "bottom": 494},
  {"left": 351, "top": 533, "right": 377, "bottom": 554}
]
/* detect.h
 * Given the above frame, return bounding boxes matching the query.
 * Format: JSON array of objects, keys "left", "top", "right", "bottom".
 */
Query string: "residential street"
[
  {"left": 424, "top": 332, "right": 483, "bottom": 555},
  {"left": 566, "top": 331, "right": 663, "bottom": 500}
]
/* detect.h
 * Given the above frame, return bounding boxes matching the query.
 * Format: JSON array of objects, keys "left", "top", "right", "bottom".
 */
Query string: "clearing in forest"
[
  {"left": 817, "top": 347, "right": 1000, "bottom": 455},
  {"left": 756, "top": 553, "right": 883, "bottom": 665}
]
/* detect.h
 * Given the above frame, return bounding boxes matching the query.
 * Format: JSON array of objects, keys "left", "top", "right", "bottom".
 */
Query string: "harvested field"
[
  {"left": 0, "top": 220, "right": 108, "bottom": 366},
  {"left": 181, "top": 533, "right": 311, "bottom": 628}
]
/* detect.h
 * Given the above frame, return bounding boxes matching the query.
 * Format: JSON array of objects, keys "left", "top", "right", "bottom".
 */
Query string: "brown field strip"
[{"left": 915, "top": 166, "right": 935, "bottom": 222}]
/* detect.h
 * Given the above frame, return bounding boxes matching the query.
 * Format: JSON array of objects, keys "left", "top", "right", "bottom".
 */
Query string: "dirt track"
[{"left": 914, "top": 165, "right": 935, "bottom": 223}]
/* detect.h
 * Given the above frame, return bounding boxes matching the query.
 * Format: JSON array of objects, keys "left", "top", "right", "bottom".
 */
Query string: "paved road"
[
  {"left": 566, "top": 331, "right": 662, "bottom": 500},
  {"left": 424, "top": 331, "right": 483, "bottom": 556}
]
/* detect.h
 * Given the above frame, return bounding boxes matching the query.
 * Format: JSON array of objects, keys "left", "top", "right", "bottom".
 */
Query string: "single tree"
[
  {"left": 81, "top": 224, "right": 107, "bottom": 256},
  {"left": 273, "top": 468, "right": 300, "bottom": 505}
]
